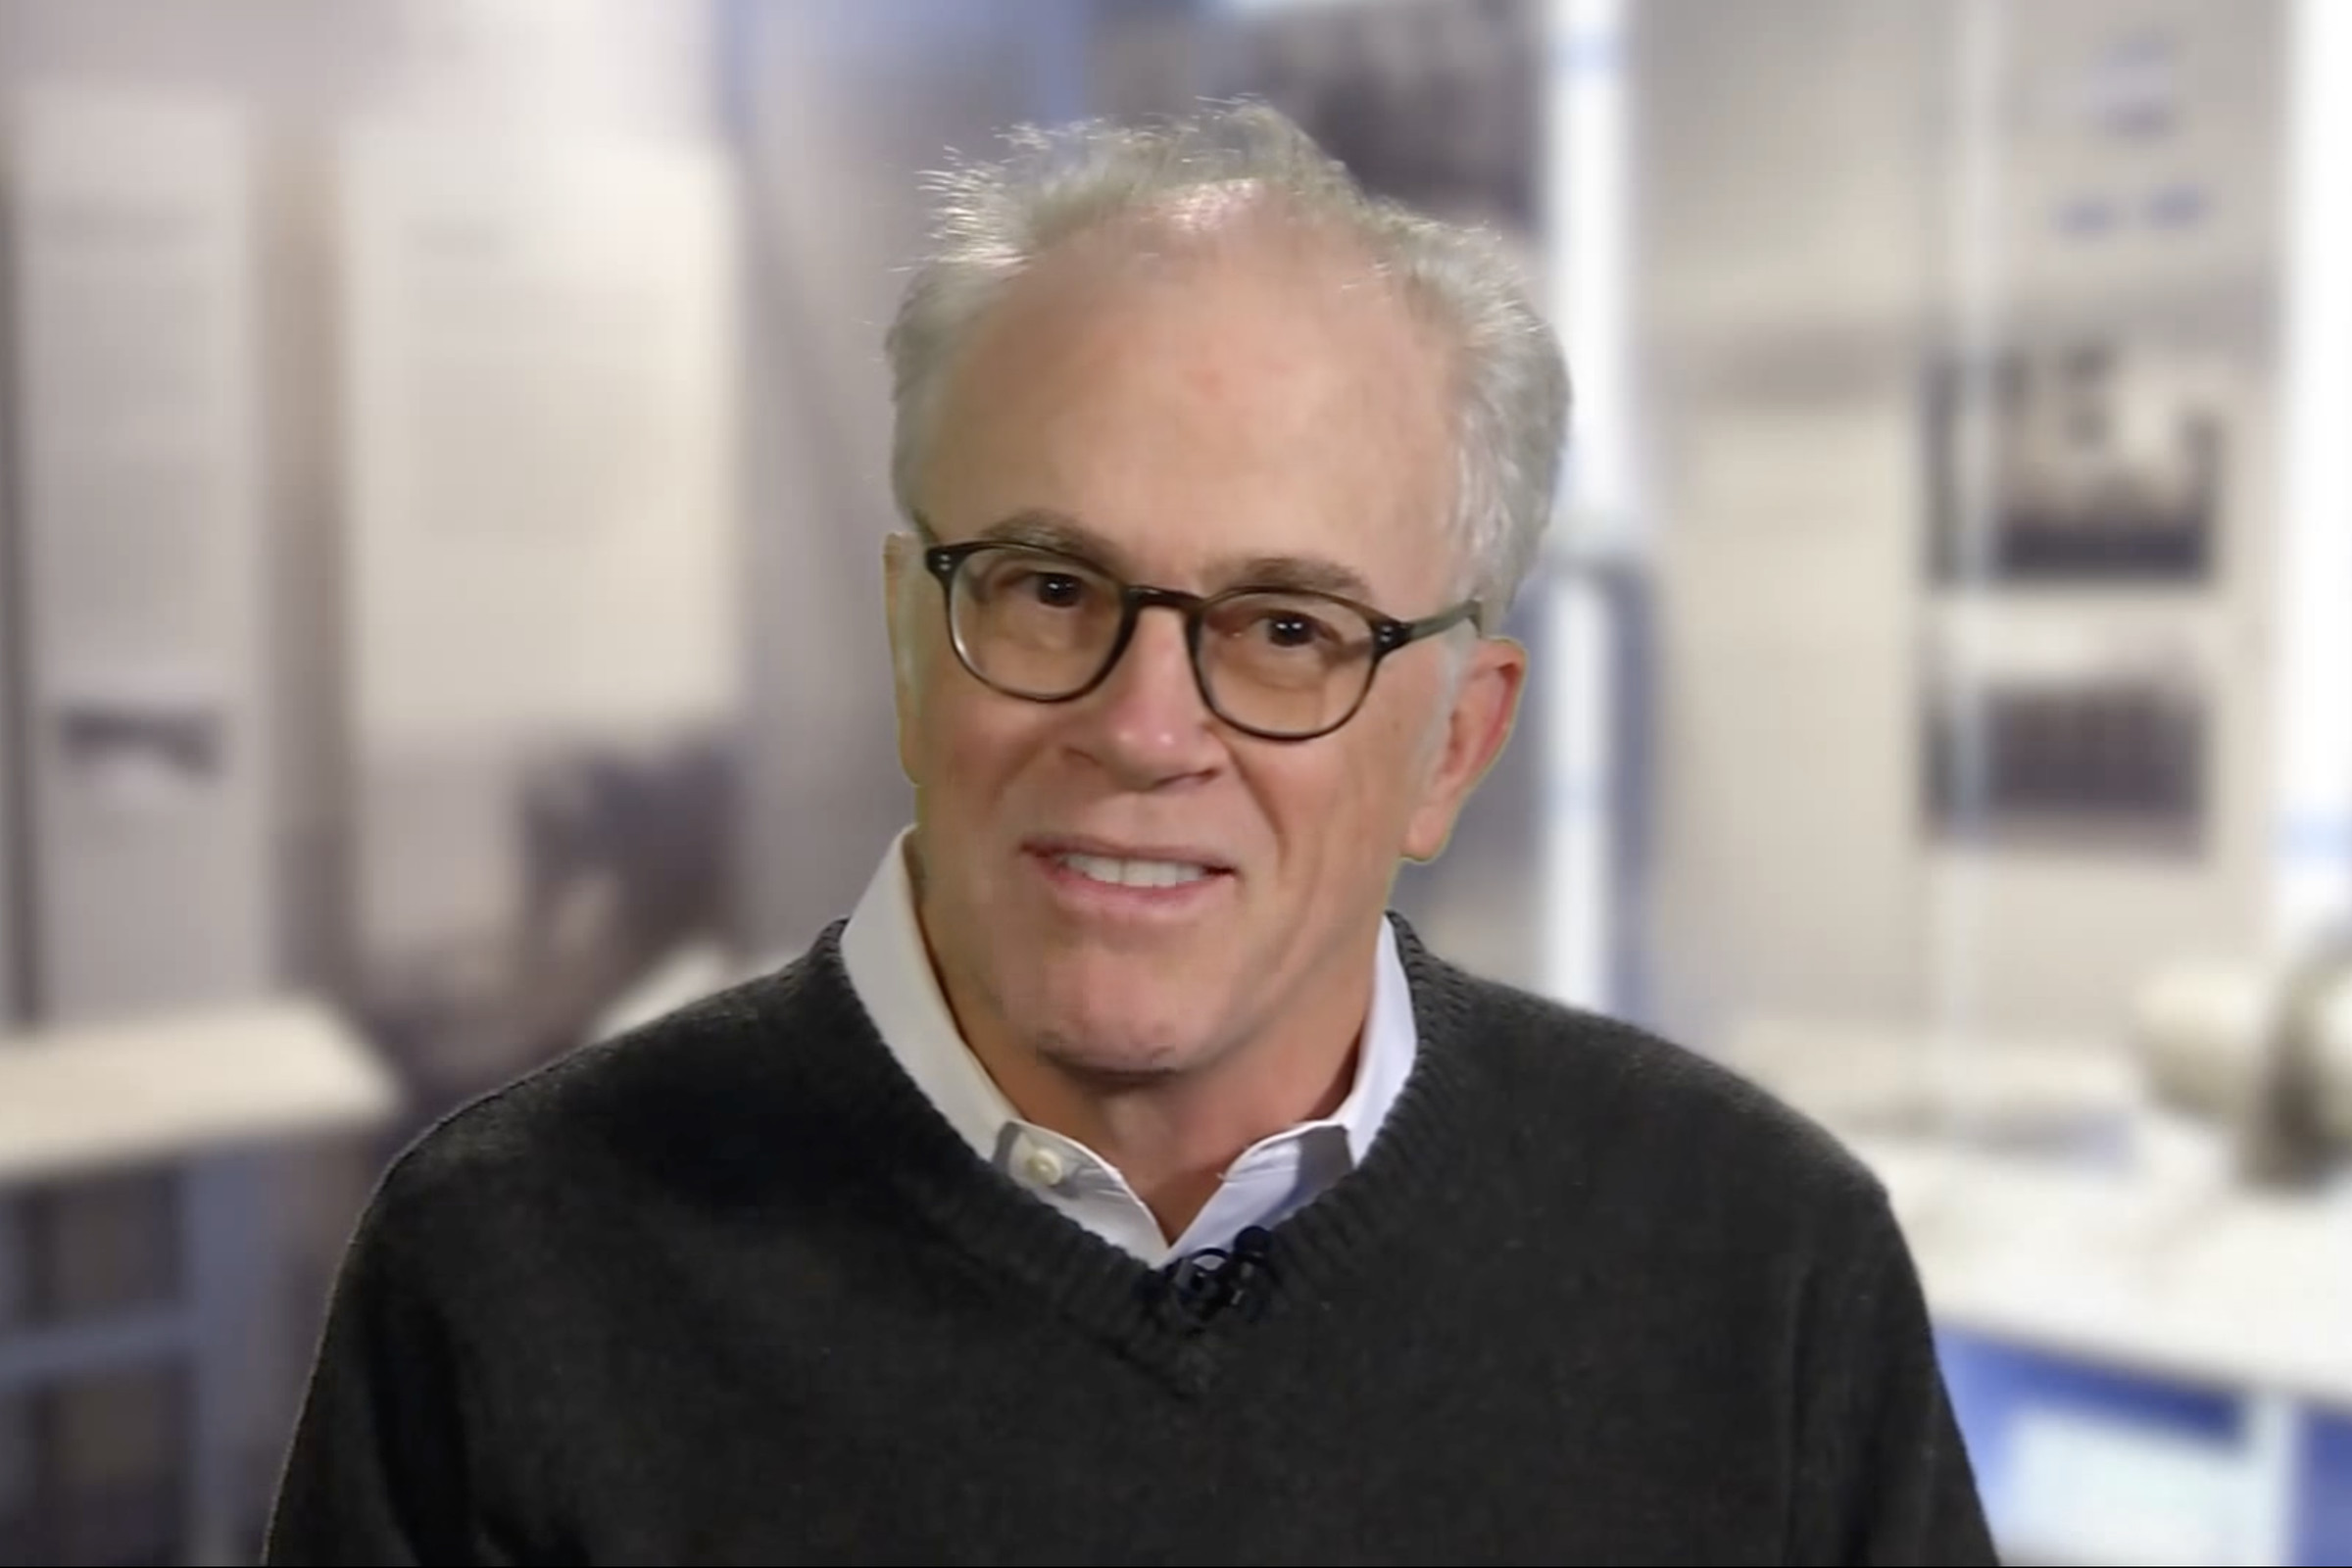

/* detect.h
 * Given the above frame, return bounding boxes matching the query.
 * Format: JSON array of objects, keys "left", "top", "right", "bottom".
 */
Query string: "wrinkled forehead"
[{"left": 918, "top": 204, "right": 1462, "bottom": 595}]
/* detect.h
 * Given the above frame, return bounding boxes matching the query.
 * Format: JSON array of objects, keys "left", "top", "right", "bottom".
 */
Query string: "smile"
[
  {"left": 1022, "top": 838, "right": 1238, "bottom": 917},
  {"left": 1054, "top": 853, "right": 1216, "bottom": 888}
]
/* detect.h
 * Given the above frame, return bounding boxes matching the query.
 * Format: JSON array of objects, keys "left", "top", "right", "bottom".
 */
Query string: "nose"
[{"left": 1072, "top": 605, "right": 1225, "bottom": 788}]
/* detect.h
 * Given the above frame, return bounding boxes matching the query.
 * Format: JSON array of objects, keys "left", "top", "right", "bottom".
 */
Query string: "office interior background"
[{"left": 0, "top": 0, "right": 2348, "bottom": 1562}]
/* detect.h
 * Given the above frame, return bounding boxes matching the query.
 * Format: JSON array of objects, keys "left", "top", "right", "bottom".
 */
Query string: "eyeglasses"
[{"left": 922, "top": 537, "right": 1481, "bottom": 742}]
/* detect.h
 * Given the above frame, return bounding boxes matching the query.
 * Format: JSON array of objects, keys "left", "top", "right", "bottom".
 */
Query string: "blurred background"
[{"left": 0, "top": 0, "right": 2347, "bottom": 1562}]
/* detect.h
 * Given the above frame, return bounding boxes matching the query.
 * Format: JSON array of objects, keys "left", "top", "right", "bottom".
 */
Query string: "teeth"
[{"left": 1056, "top": 852, "right": 1213, "bottom": 888}]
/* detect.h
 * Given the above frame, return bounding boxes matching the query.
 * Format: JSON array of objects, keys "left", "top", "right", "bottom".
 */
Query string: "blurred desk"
[
  {"left": 1726, "top": 1016, "right": 2352, "bottom": 1563},
  {"left": 0, "top": 999, "right": 401, "bottom": 1566},
  {"left": 1726, "top": 1013, "right": 2352, "bottom": 1403},
  {"left": 0, "top": 998, "right": 400, "bottom": 1191},
  {"left": 1857, "top": 1135, "right": 2352, "bottom": 1408},
  {"left": 1856, "top": 1135, "right": 2352, "bottom": 1566}
]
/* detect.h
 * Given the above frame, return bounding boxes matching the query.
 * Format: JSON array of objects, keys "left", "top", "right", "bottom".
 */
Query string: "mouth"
[{"left": 1021, "top": 837, "right": 1237, "bottom": 899}]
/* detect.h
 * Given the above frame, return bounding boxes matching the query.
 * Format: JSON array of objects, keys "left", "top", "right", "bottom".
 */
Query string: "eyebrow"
[
  {"left": 972, "top": 509, "right": 1123, "bottom": 563},
  {"left": 923, "top": 508, "right": 1378, "bottom": 603},
  {"left": 1211, "top": 553, "right": 1374, "bottom": 602}
]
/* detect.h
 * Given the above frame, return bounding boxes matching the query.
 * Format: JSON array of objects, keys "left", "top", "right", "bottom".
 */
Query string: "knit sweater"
[{"left": 265, "top": 918, "right": 1996, "bottom": 1566}]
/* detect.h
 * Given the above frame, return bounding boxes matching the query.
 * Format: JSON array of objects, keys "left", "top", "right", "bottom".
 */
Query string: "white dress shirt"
[{"left": 838, "top": 828, "right": 1418, "bottom": 1265}]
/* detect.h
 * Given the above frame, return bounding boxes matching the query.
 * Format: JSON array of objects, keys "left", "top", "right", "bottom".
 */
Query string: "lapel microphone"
[{"left": 1138, "top": 1225, "right": 1279, "bottom": 1328}]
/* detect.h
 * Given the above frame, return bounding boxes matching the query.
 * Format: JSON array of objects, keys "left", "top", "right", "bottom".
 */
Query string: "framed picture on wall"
[
  {"left": 1924, "top": 338, "right": 2224, "bottom": 584},
  {"left": 1920, "top": 625, "right": 2208, "bottom": 856}
]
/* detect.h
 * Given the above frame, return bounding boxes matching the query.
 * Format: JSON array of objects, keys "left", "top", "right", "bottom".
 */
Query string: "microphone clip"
[{"left": 1138, "top": 1225, "right": 1278, "bottom": 1330}]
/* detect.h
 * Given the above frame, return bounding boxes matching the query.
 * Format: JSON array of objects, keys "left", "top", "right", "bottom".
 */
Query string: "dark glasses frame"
[{"left": 919, "top": 536, "right": 1481, "bottom": 742}]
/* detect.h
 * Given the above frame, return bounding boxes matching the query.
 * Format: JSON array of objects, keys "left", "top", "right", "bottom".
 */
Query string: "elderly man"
[{"left": 267, "top": 105, "right": 1995, "bottom": 1565}]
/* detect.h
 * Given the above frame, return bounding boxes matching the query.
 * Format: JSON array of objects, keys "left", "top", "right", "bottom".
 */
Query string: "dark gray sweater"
[{"left": 265, "top": 918, "right": 1996, "bottom": 1565}]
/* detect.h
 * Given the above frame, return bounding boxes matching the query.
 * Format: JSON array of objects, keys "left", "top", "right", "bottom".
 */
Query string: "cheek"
[
  {"left": 919, "top": 679, "right": 1052, "bottom": 818},
  {"left": 1252, "top": 715, "right": 1425, "bottom": 868},
  {"left": 1351, "top": 699, "right": 1446, "bottom": 831}
]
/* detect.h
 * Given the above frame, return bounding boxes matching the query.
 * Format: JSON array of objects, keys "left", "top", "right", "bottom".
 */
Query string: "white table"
[
  {"left": 1863, "top": 1135, "right": 2352, "bottom": 1566},
  {"left": 0, "top": 998, "right": 402, "bottom": 1565}
]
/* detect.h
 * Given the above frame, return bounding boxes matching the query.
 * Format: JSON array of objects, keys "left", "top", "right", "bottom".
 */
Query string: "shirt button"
[{"left": 1019, "top": 1144, "right": 1068, "bottom": 1188}]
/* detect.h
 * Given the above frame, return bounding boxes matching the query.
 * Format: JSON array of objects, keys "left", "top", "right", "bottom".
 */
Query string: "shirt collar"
[{"left": 839, "top": 826, "right": 1418, "bottom": 1171}]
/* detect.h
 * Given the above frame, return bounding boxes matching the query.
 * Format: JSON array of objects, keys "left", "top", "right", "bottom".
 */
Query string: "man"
[{"left": 267, "top": 104, "right": 1996, "bottom": 1565}]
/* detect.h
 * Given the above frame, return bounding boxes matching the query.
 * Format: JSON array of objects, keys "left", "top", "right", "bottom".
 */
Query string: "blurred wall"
[
  {"left": 1637, "top": 0, "right": 2285, "bottom": 1053},
  {"left": 0, "top": 0, "right": 726, "bottom": 1008},
  {"left": 0, "top": 3, "right": 728, "bottom": 1559}
]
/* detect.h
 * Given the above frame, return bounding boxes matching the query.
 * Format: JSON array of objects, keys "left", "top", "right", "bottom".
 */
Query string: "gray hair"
[{"left": 885, "top": 101, "right": 1569, "bottom": 628}]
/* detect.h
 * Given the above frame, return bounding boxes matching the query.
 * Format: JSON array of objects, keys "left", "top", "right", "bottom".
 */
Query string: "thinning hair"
[{"left": 885, "top": 101, "right": 1570, "bottom": 630}]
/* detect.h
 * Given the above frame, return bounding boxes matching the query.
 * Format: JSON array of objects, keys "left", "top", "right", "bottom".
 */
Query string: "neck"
[
  {"left": 999, "top": 1025, "right": 1364, "bottom": 1243},
  {"left": 923, "top": 931, "right": 1375, "bottom": 1246}
]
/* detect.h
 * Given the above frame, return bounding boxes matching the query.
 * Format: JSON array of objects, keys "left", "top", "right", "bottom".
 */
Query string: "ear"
[
  {"left": 1401, "top": 636, "right": 1527, "bottom": 863},
  {"left": 883, "top": 532, "right": 925, "bottom": 784}
]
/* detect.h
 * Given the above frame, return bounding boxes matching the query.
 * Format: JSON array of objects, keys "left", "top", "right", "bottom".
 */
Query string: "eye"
[
  {"left": 1254, "top": 608, "right": 1337, "bottom": 650},
  {"left": 985, "top": 564, "right": 1094, "bottom": 609},
  {"left": 1028, "top": 571, "right": 1088, "bottom": 609}
]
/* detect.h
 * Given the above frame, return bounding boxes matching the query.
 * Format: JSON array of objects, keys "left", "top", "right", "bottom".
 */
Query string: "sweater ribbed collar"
[{"left": 755, "top": 915, "right": 1492, "bottom": 1394}]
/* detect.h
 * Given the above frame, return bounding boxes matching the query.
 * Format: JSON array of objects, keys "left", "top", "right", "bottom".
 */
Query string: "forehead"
[{"left": 915, "top": 216, "right": 1459, "bottom": 593}]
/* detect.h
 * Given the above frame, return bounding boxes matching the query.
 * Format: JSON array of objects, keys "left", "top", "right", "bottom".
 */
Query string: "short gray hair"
[{"left": 885, "top": 101, "right": 1569, "bottom": 627}]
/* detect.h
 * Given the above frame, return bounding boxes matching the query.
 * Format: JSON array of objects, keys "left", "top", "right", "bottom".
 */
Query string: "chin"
[{"left": 1017, "top": 973, "right": 1222, "bottom": 1082}]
